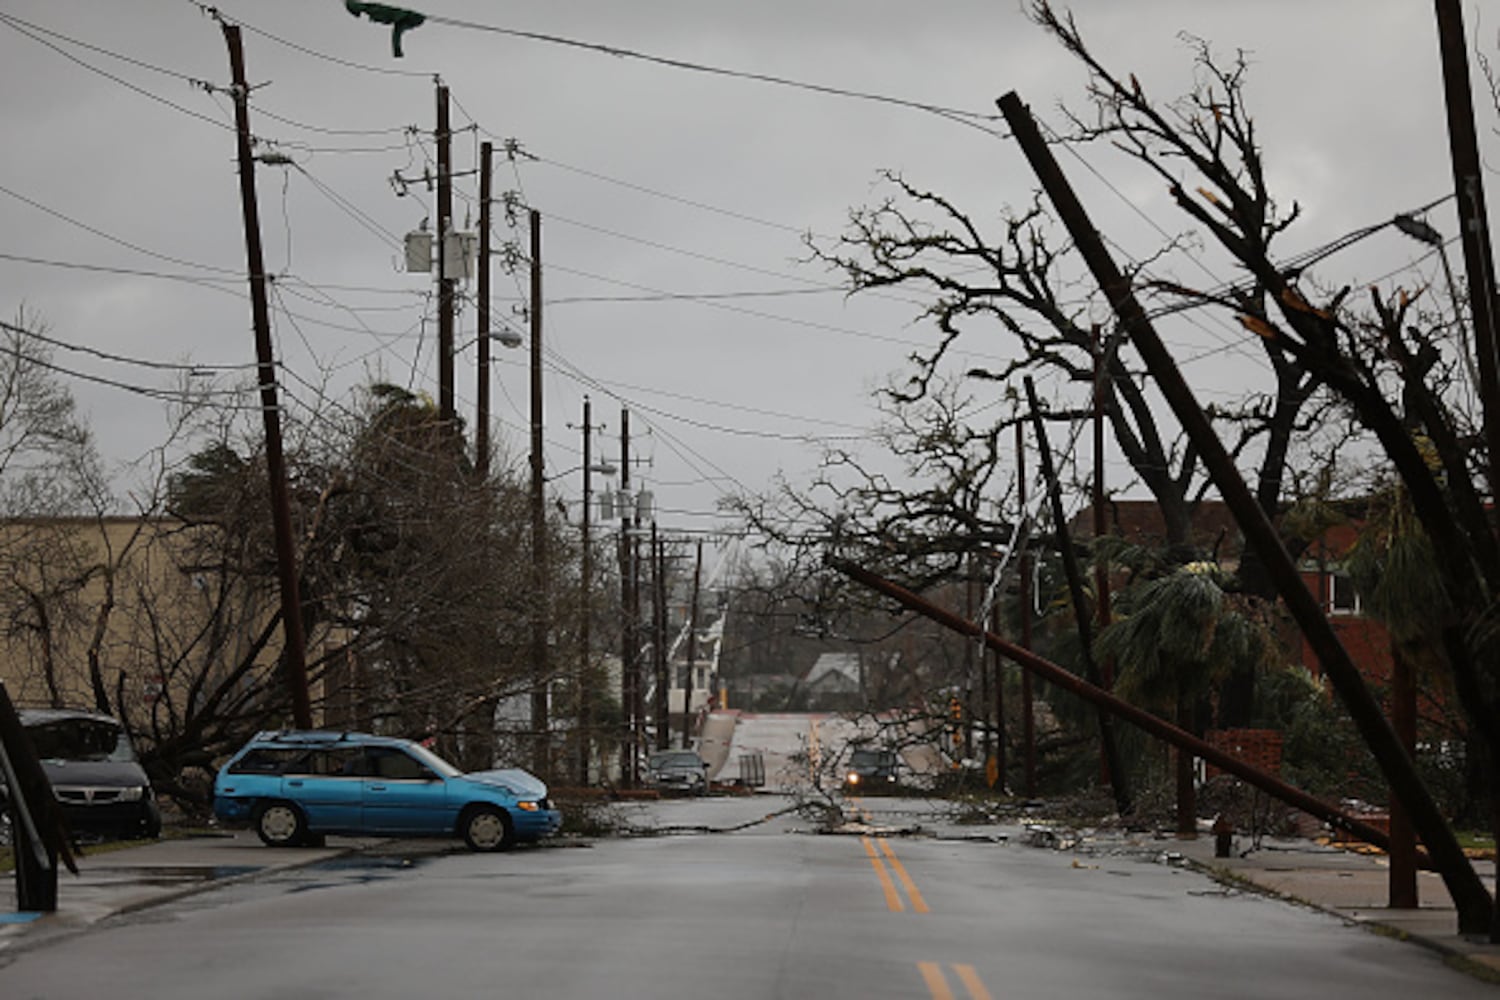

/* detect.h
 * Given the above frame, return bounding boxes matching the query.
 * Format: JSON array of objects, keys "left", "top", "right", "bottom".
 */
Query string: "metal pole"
[{"left": 222, "top": 23, "right": 311, "bottom": 728}]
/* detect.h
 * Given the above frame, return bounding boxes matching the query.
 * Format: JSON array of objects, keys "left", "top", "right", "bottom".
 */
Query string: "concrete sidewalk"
[
  {"left": 1168, "top": 831, "right": 1500, "bottom": 976},
  {"left": 1, "top": 829, "right": 359, "bottom": 952}
]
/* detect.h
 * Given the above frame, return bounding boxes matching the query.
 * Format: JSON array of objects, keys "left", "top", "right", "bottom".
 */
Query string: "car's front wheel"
[
  {"left": 253, "top": 800, "right": 307, "bottom": 847},
  {"left": 461, "top": 805, "right": 514, "bottom": 852}
]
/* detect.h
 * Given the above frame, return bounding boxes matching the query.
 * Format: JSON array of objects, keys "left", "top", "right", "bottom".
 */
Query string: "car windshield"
[
  {"left": 26, "top": 719, "right": 137, "bottom": 764},
  {"left": 849, "top": 750, "right": 894, "bottom": 768},
  {"left": 649, "top": 753, "right": 700, "bottom": 770},
  {"left": 404, "top": 741, "right": 463, "bottom": 779}
]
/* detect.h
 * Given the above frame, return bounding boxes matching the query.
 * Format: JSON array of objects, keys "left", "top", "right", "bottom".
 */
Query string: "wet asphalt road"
[{"left": 1, "top": 796, "right": 1494, "bottom": 999}]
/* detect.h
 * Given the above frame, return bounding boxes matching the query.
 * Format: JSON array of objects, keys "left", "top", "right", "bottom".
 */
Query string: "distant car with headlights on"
[
  {"left": 646, "top": 750, "right": 710, "bottom": 796},
  {"left": 213, "top": 731, "right": 561, "bottom": 851},
  {"left": 842, "top": 747, "right": 899, "bottom": 793},
  {"left": 0, "top": 708, "right": 161, "bottom": 843}
]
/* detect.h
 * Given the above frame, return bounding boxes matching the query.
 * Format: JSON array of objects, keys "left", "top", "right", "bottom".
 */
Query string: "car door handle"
[
  {"left": 287, "top": 779, "right": 304, "bottom": 787},
  {"left": 369, "top": 784, "right": 387, "bottom": 792}
]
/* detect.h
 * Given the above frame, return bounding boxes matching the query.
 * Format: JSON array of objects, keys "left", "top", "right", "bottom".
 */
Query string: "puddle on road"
[
  {"left": 310, "top": 854, "right": 432, "bottom": 873},
  {"left": 87, "top": 865, "right": 259, "bottom": 886},
  {"left": 280, "top": 853, "right": 434, "bottom": 893}
]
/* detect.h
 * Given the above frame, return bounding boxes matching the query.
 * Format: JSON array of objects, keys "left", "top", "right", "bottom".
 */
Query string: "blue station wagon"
[{"left": 213, "top": 731, "right": 562, "bottom": 851}]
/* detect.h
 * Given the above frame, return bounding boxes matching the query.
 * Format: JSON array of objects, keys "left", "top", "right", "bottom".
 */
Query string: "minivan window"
[{"left": 26, "top": 719, "right": 136, "bottom": 764}]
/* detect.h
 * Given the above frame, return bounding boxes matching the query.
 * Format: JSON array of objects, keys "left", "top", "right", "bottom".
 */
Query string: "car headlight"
[
  {"left": 119, "top": 786, "right": 146, "bottom": 802},
  {"left": 846, "top": 772, "right": 860, "bottom": 785},
  {"left": 516, "top": 801, "right": 540, "bottom": 812}
]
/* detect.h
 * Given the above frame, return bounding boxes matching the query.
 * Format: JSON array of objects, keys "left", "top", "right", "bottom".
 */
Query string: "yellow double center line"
[
  {"left": 861, "top": 836, "right": 929, "bottom": 914},
  {"left": 917, "top": 962, "right": 993, "bottom": 1000}
]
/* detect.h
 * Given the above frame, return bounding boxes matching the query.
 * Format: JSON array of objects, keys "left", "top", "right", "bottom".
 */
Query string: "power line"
[
  {"left": 0, "top": 10, "right": 231, "bottom": 132},
  {"left": 0, "top": 319, "right": 257, "bottom": 375},
  {"left": 541, "top": 261, "right": 967, "bottom": 353},
  {"left": 196, "top": 2, "right": 433, "bottom": 79},
  {"left": 0, "top": 180, "right": 243, "bottom": 276},
  {"left": 420, "top": 13, "right": 1007, "bottom": 136}
]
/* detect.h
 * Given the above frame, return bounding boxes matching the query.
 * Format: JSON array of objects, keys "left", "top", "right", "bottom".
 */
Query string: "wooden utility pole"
[
  {"left": 834, "top": 559, "right": 1402, "bottom": 851},
  {"left": 528, "top": 208, "right": 549, "bottom": 777},
  {"left": 577, "top": 396, "right": 596, "bottom": 784},
  {"left": 989, "top": 600, "right": 1004, "bottom": 791},
  {"left": 683, "top": 538, "right": 703, "bottom": 749},
  {"left": 1390, "top": 648, "right": 1418, "bottom": 908},
  {"left": 619, "top": 408, "right": 637, "bottom": 786},
  {"left": 1092, "top": 326, "right": 1113, "bottom": 688},
  {"left": 962, "top": 556, "right": 975, "bottom": 762},
  {"left": 475, "top": 140, "right": 492, "bottom": 476},
  {"left": 999, "top": 89, "right": 1493, "bottom": 934},
  {"left": 222, "top": 22, "right": 311, "bottom": 728},
  {"left": 652, "top": 524, "right": 670, "bottom": 751},
  {"left": 1023, "top": 376, "right": 1131, "bottom": 816},
  {"left": 436, "top": 84, "right": 455, "bottom": 424},
  {"left": 1434, "top": 0, "right": 1500, "bottom": 501},
  {"left": 1018, "top": 424, "right": 1036, "bottom": 798}
]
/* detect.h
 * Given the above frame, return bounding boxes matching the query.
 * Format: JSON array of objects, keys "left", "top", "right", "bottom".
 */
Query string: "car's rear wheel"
[
  {"left": 253, "top": 800, "right": 307, "bottom": 847},
  {"left": 461, "top": 805, "right": 514, "bottom": 852}
]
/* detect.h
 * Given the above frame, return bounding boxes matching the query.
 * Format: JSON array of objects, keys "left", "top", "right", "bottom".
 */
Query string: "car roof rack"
[{"left": 251, "top": 730, "right": 361, "bottom": 744}]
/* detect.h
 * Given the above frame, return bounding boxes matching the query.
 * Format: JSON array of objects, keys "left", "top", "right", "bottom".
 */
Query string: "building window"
[{"left": 1328, "top": 571, "right": 1362, "bottom": 615}]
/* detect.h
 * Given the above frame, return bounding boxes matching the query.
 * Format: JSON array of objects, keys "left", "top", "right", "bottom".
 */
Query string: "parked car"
[
  {"left": 842, "top": 747, "right": 900, "bottom": 792},
  {"left": 0, "top": 708, "right": 162, "bottom": 842},
  {"left": 212, "top": 730, "right": 562, "bottom": 851},
  {"left": 645, "top": 750, "right": 710, "bottom": 796}
]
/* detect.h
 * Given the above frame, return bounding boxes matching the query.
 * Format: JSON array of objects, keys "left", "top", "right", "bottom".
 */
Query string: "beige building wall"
[{"left": 0, "top": 517, "right": 291, "bottom": 717}]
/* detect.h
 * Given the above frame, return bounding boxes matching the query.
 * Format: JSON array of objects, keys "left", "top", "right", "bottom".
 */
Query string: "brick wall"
[{"left": 1204, "top": 727, "right": 1283, "bottom": 779}]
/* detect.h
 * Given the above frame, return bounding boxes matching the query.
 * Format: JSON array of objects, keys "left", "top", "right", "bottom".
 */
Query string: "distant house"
[{"left": 803, "top": 652, "right": 863, "bottom": 696}]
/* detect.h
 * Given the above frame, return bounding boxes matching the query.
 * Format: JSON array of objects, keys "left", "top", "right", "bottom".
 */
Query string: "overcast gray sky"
[{"left": 0, "top": 1, "right": 1485, "bottom": 550}]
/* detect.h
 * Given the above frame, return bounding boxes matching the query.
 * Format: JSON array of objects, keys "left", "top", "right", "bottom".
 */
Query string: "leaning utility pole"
[
  {"left": 222, "top": 22, "right": 311, "bottom": 728},
  {"left": 1434, "top": 0, "right": 1500, "bottom": 501},
  {"left": 436, "top": 83, "right": 455, "bottom": 424},
  {"left": 475, "top": 140, "right": 493, "bottom": 475},
  {"left": 529, "top": 208, "right": 549, "bottom": 777},
  {"left": 999, "top": 89, "right": 1493, "bottom": 934}
]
